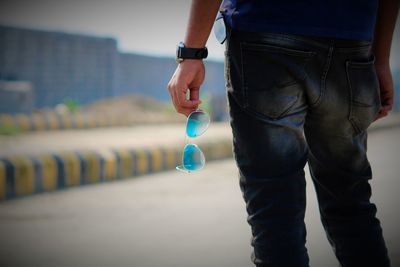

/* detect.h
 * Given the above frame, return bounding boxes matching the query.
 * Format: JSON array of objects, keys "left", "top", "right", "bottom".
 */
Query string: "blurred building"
[
  {"left": 0, "top": 25, "right": 225, "bottom": 114},
  {"left": 0, "top": 26, "right": 117, "bottom": 109},
  {"left": 3, "top": 24, "right": 396, "bottom": 117},
  {"left": 0, "top": 81, "right": 34, "bottom": 113}
]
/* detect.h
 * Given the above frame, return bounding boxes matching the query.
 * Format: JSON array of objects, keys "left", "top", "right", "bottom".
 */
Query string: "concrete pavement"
[{"left": 0, "top": 127, "right": 399, "bottom": 267}]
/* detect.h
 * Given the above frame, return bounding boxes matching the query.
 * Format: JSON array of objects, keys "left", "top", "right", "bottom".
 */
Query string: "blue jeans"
[{"left": 225, "top": 28, "right": 390, "bottom": 267}]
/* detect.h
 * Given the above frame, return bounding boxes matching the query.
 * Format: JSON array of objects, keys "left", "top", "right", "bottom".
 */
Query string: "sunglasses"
[
  {"left": 213, "top": 12, "right": 227, "bottom": 44},
  {"left": 176, "top": 110, "right": 210, "bottom": 173}
]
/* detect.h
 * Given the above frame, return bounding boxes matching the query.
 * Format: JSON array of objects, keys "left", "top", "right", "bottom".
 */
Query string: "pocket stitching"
[
  {"left": 241, "top": 42, "right": 316, "bottom": 58},
  {"left": 244, "top": 87, "right": 301, "bottom": 120},
  {"left": 346, "top": 59, "right": 380, "bottom": 134},
  {"left": 240, "top": 42, "right": 313, "bottom": 119},
  {"left": 240, "top": 42, "right": 315, "bottom": 90},
  {"left": 239, "top": 42, "right": 248, "bottom": 108}
]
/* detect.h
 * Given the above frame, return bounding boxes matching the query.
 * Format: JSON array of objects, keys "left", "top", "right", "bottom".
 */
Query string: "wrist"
[
  {"left": 179, "top": 59, "right": 204, "bottom": 66},
  {"left": 176, "top": 42, "right": 208, "bottom": 63},
  {"left": 374, "top": 59, "right": 390, "bottom": 69},
  {"left": 178, "top": 59, "right": 204, "bottom": 73},
  {"left": 183, "top": 39, "right": 207, "bottom": 49},
  {"left": 374, "top": 56, "right": 390, "bottom": 65}
]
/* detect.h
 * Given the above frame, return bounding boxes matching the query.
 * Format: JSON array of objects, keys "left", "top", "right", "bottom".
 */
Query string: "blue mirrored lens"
[
  {"left": 182, "top": 144, "right": 205, "bottom": 171},
  {"left": 186, "top": 111, "right": 210, "bottom": 138}
]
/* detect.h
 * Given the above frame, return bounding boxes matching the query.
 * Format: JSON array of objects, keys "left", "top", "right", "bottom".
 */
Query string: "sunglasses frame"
[{"left": 176, "top": 109, "right": 210, "bottom": 173}]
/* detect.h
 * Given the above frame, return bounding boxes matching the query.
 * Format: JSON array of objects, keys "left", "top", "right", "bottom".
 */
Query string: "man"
[{"left": 167, "top": 1, "right": 399, "bottom": 266}]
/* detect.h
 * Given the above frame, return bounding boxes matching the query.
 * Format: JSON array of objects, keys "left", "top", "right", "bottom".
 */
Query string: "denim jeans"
[{"left": 225, "top": 28, "right": 390, "bottom": 267}]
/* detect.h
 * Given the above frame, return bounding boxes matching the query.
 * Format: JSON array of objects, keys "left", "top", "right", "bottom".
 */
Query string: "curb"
[
  {"left": 0, "top": 113, "right": 397, "bottom": 201},
  {"left": 0, "top": 111, "right": 182, "bottom": 133},
  {"left": 0, "top": 112, "right": 132, "bottom": 133},
  {"left": 0, "top": 140, "right": 233, "bottom": 201},
  {"left": 2, "top": 112, "right": 398, "bottom": 133}
]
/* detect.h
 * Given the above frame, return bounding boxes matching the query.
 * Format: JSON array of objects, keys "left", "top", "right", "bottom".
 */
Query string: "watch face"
[{"left": 176, "top": 42, "right": 185, "bottom": 60}]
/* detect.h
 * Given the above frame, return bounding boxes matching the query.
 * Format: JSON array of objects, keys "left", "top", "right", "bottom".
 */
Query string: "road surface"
[{"left": 0, "top": 127, "right": 399, "bottom": 267}]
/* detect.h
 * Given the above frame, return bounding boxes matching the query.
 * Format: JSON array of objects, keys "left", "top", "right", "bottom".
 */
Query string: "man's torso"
[{"left": 221, "top": 0, "right": 379, "bottom": 41}]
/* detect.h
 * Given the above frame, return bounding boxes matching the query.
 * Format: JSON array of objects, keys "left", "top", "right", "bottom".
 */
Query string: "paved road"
[{"left": 0, "top": 127, "right": 399, "bottom": 267}]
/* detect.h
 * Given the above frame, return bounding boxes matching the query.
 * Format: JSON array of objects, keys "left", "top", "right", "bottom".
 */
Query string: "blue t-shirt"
[{"left": 221, "top": 0, "right": 379, "bottom": 41}]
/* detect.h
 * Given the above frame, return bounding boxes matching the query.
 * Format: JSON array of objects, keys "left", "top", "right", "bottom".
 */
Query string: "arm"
[
  {"left": 167, "top": 0, "right": 222, "bottom": 116},
  {"left": 372, "top": 0, "right": 400, "bottom": 120}
]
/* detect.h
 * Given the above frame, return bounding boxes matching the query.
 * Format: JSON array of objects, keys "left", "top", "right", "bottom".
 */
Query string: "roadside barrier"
[
  {"left": 0, "top": 139, "right": 233, "bottom": 201},
  {"left": 1, "top": 112, "right": 115, "bottom": 132},
  {"left": 0, "top": 112, "right": 183, "bottom": 132}
]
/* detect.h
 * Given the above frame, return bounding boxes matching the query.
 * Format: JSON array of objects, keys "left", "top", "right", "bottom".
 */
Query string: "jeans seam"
[
  {"left": 239, "top": 42, "right": 249, "bottom": 108},
  {"left": 310, "top": 44, "right": 334, "bottom": 108},
  {"left": 347, "top": 60, "right": 360, "bottom": 135}
]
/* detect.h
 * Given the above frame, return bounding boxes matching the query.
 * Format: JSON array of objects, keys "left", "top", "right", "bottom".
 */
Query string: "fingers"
[
  {"left": 190, "top": 87, "right": 200, "bottom": 102},
  {"left": 374, "top": 63, "right": 394, "bottom": 121},
  {"left": 167, "top": 81, "right": 201, "bottom": 117},
  {"left": 380, "top": 104, "right": 392, "bottom": 116},
  {"left": 177, "top": 88, "right": 202, "bottom": 116},
  {"left": 167, "top": 61, "right": 205, "bottom": 116},
  {"left": 177, "top": 86, "right": 201, "bottom": 108},
  {"left": 375, "top": 86, "right": 394, "bottom": 121},
  {"left": 375, "top": 109, "right": 387, "bottom": 121},
  {"left": 374, "top": 104, "right": 392, "bottom": 121}
]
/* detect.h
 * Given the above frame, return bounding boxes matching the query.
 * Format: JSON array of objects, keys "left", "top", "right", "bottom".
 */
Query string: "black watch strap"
[{"left": 176, "top": 42, "right": 208, "bottom": 62}]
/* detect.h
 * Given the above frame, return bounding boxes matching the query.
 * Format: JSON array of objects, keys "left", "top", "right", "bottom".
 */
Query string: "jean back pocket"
[
  {"left": 240, "top": 42, "right": 315, "bottom": 119},
  {"left": 346, "top": 56, "right": 381, "bottom": 134}
]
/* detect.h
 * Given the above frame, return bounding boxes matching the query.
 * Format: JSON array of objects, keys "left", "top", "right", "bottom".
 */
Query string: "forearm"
[
  {"left": 372, "top": 0, "right": 400, "bottom": 65},
  {"left": 184, "top": 0, "right": 223, "bottom": 48}
]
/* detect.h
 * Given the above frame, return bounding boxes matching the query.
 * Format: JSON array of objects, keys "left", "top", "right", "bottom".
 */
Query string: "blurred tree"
[{"left": 63, "top": 98, "right": 80, "bottom": 113}]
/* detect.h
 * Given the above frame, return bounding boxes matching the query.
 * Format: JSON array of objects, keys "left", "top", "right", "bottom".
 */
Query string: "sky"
[{"left": 0, "top": 0, "right": 225, "bottom": 61}]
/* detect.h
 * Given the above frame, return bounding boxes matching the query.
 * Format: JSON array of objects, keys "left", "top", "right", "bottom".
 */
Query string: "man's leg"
[
  {"left": 229, "top": 95, "right": 309, "bottom": 266},
  {"left": 226, "top": 30, "right": 314, "bottom": 267},
  {"left": 304, "top": 43, "right": 390, "bottom": 267}
]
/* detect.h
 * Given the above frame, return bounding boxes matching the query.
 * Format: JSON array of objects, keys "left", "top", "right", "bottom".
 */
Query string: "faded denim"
[{"left": 225, "top": 28, "right": 390, "bottom": 267}]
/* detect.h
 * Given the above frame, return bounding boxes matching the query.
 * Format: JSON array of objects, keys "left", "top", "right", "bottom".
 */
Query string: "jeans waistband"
[{"left": 228, "top": 27, "right": 371, "bottom": 50}]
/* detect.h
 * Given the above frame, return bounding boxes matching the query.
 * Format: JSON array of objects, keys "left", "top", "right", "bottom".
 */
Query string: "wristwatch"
[{"left": 176, "top": 41, "right": 208, "bottom": 63}]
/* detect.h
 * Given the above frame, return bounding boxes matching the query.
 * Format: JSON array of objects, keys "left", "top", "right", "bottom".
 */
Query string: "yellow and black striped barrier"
[
  {"left": 0, "top": 112, "right": 140, "bottom": 133},
  {"left": 0, "top": 139, "right": 233, "bottom": 201}
]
